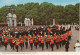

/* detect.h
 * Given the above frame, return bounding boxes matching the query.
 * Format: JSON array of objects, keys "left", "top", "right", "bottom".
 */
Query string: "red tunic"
[
  {"left": 20, "top": 40, "right": 23, "bottom": 43},
  {"left": 50, "top": 40, "right": 54, "bottom": 44},
  {"left": 41, "top": 39, "right": 44, "bottom": 43},
  {"left": 4, "top": 40, "right": 7, "bottom": 43},
  {"left": 35, "top": 40, "right": 38, "bottom": 43},
  {"left": 30, "top": 39, "right": 33, "bottom": 43},
  {"left": 25, "top": 39, "right": 28, "bottom": 42}
]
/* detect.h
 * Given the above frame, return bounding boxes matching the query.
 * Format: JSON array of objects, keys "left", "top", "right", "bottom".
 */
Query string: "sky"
[{"left": 0, "top": 0, "right": 79, "bottom": 8}]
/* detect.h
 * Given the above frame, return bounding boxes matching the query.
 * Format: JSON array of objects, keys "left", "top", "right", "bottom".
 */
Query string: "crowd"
[{"left": 0, "top": 25, "right": 72, "bottom": 52}]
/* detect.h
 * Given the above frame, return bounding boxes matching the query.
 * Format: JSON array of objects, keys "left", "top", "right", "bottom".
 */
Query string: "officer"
[{"left": 65, "top": 38, "right": 70, "bottom": 52}]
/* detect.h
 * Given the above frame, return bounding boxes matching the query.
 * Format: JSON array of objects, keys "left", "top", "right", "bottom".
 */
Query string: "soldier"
[
  {"left": 47, "top": 35, "right": 50, "bottom": 46},
  {"left": 62, "top": 35, "right": 65, "bottom": 46},
  {"left": 41, "top": 37, "right": 44, "bottom": 51},
  {"left": 22, "top": 37, "right": 25, "bottom": 47},
  {"left": 20, "top": 38, "right": 23, "bottom": 50},
  {"left": 15, "top": 39, "right": 19, "bottom": 52},
  {"left": 55, "top": 39, "right": 59, "bottom": 49},
  {"left": 45, "top": 37, "right": 48, "bottom": 49},
  {"left": 58, "top": 35, "right": 61, "bottom": 48},
  {"left": 12, "top": 38, "right": 15, "bottom": 50},
  {"left": 38, "top": 37, "right": 41, "bottom": 47},
  {"left": 4, "top": 37, "right": 8, "bottom": 50},
  {"left": 67, "top": 31, "right": 71, "bottom": 40},
  {"left": 59, "top": 37, "right": 62, "bottom": 48},
  {"left": 50, "top": 37, "right": 54, "bottom": 51},
  {"left": 34, "top": 38, "right": 38, "bottom": 49},
  {"left": 29, "top": 37, "right": 34, "bottom": 50},
  {"left": 9, "top": 37, "right": 12, "bottom": 49},
  {"left": 25, "top": 37, "right": 28, "bottom": 49}
]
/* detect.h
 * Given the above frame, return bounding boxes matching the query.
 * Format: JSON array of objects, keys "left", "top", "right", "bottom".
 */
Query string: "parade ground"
[{"left": 0, "top": 27, "right": 79, "bottom": 52}]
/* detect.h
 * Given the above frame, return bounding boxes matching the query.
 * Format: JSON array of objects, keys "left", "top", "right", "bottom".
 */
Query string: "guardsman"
[
  {"left": 12, "top": 37, "right": 15, "bottom": 50},
  {"left": 15, "top": 39, "right": 20, "bottom": 52},
  {"left": 22, "top": 37, "right": 25, "bottom": 47},
  {"left": 9, "top": 37, "right": 12, "bottom": 49},
  {"left": 55, "top": 38, "right": 59, "bottom": 49},
  {"left": 20, "top": 38, "right": 23, "bottom": 50},
  {"left": 38, "top": 37, "right": 41, "bottom": 47},
  {"left": 29, "top": 37, "right": 34, "bottom": 50},
  {"left": 45, "top": 37, "right": 48, "bottom": 49},
  {"left": 67, "top": 32, "right": 71, "bottom": 40},
  {"left": 41, "top": 37, "right": 44, "bottom": 51},
  {"left": 4, "top": 37, "right": 8, "bottom": 50},
  {"left": 25, "top": 37, "right": 28, "bottom": 49},
  {"left": 58, "top": 35, "right": 61, "bottom": 48},
  {"left": 47, "top": 35, "right": 50, "bottom": 46},
  {"left": 62, "top": 35, "right": 65, "bottom": 46},
  {"left": 34, "top": 38, "right": 38, "bottom": 49},
  {"left": 60, "top": 37, "right": 62, "bottom": 48},
  {"left": 50, "top": 37, "right": 54, "bottom": 51}
]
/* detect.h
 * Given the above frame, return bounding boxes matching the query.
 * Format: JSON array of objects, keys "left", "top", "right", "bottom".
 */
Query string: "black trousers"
[
  {"left": 49, "top": 41, "right": 50, "bottom": 46},
  {"left": 62, "top": 40, "right": 65, "bottom": 46},
  {"left": 41, "top": 43, "right": 44, "bottom": 50},
  {"left": 4, "top": 43, "right": 7, "bottom": 50},
  {"left": 56, "top": 43, "right": 59, "bottom": 49},
  {"left": 12, "top": 43, "right": 15, "bottom": 50},
  {"left": 20, "top": 43, "right": 23, "bottom": 50},
  {"left": 25, "top": 42, "right": 28, "bottom": 48},
  {"left": 30, "top": 43, "right": 33, "bottom": 50},
  {"left": 46, "top": 42, "right": 48, "bottom": 49},
  {"left": 39, "top": 41, "right": 41, "bottom": 47},
  {"left": 10, "top": 42, "right": 12, "bottom": 49},
  {"left": 23, "top": 42, "right": 24, "bottom": 47},
  {"left": 59, "top": 42, "right": 62, "bottom": 48},
  {"left": 65, "top": 48, "right": 69, "bottom": 52},
  {"left": 35, "top": 43, "right": 38, "bottom": 49},
  {"left": 51, "top": 44, "right": 54, "bottom": 51},
  {"left": 16, "top": 45, "right": 18, "bottom": 52}
]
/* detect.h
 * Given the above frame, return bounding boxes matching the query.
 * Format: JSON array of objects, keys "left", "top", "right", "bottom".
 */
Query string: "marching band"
[{"left": 0, "top": 25, "right": 72, "bottom": 52}]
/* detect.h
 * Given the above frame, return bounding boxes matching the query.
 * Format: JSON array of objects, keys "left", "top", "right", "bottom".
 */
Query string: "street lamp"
[{"left": 7, "top": 6, "right": 16, "bottom": 13}]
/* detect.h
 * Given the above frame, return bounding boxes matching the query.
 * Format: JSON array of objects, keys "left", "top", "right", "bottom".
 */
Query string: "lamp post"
[{"left": 7, "top": 6, "right": 16, "bottom": 13}]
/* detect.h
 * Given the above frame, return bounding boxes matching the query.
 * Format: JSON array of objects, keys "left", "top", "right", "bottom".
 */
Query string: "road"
[{"left": 0, "top": 27, "right": 79, "bottom": 52}]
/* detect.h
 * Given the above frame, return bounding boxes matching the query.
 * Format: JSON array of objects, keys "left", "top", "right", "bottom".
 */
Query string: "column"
[
  {"left": 31, "top": 18, "right": 33, "bottom": 26},
  {"left": 53, "top": 19, "right": 55, "bottom": 25}
]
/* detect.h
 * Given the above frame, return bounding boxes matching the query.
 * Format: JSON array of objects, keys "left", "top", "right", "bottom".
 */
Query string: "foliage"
[{"left": 0, "top": 2, "right": 79, "bottom": 25}]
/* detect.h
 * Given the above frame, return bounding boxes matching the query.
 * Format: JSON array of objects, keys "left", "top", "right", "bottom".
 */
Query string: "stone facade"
[{"left": 6, "top": 13, "right": 17, "bottom": 27}]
